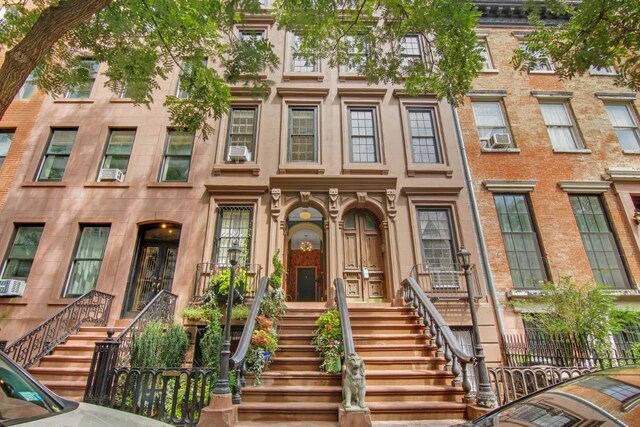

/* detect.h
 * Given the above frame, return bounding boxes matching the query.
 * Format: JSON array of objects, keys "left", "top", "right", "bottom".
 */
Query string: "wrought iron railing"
[
  {"left": 410, "top": 263, "right": 483, "bottom": 301},
  {"left": 192, "top": 263, "right": 262, "bottom": 303},
  {"left": 84, "top": 290, "right": 177, "bottom": 404},
  {"left": 4, "top": 290, "right": 114, "bottom": 369},
  {"left": 229, "top": 276, "right": 270, "bottom": 403},
  {"left": 503, "top": 329, "right": 640, "bottom": 369},
  {"left": 334, "top": 278, "right": 354, "bottom": 358},
  {"left": 115, "top": 290, "right": 178, "bottom": 368},
  {"left": 488, "top": 366, "right": 593, "bottom": 405},
  {"left": 401, "top": 276, "right": 475, "bottom": 402}
]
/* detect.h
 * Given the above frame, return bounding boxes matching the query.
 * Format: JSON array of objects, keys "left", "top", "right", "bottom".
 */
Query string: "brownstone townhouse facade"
[
  {"left": 461, "top": 2, "right": 640, "bottom": 340},
  {"left": 0, "top": 7, "right": 502, "bottom": 364}
]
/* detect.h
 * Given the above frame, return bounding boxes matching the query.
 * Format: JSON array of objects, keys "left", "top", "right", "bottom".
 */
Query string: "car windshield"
[
  {"left": 0, "top": 355, "right": 63, "bottom": 423},
  {"left": 473, "top": 367, "right": 640, "bottom": 426}
]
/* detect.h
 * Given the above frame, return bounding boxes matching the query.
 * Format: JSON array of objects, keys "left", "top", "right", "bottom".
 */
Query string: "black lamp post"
[
  {"left": 213, "top": 241, "right": 241, "bottom": 395},
  {"left": 457, "top": 246, "right": 497, "bottom": 408}
]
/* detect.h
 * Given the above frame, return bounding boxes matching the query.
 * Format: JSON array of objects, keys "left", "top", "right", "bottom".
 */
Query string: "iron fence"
[
  {"left": 411, "top": 263, "right": 483, "bottom": 301},
  {"left": 488, "top": 366, "right": 593, "bottom": 405},
  {"left": 4, "top": 290, "right": 113, "bottom": 368},
  {"left": 192, "top": 263, "right": 262, "bottom": 304}
]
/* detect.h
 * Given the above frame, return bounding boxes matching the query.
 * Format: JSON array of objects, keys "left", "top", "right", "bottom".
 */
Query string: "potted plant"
[
  {"left": 209, "top": 266, "right": 248, "bottom": 303},
  {"left": 312, "top": 309, "right": 343, "bottom": 373}
]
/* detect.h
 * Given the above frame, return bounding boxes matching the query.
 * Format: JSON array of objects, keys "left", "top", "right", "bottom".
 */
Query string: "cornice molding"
[
  {"left": 530, "top": 91, "right": 573, "bottom": 99},
  {"left": 603, "top": 167, "right": 640, "bottom": 182},
  {"left": 270, "top": 175, "right": 397, "bottom": 192},
  {"left": 276, "top": 87, "right": 330, "bottom": 98},
  {"left": 467, "top": 89, "right": 508, "bottom": 98},
  {"left": 595, "top": 92, "right": 637, "bottom": 101},
  {"left": 338, "top": 88, "right": 388, "bottom": 98},
  {"left": 205, "top": 184, "right": 269, "bottom": 195},
  {"left": 475, "top": 1, "right": 571, "bottom": 27},
  {"left": 557, "top": 181, "right": 611, "bottom": 194},
  {"left": 483, "top": 180, "right": 537, "bottom": 193}
]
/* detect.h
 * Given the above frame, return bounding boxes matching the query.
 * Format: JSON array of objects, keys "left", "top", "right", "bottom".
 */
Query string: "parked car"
[
  {"left": 463, "top": 365, "right": 640, "bottom": 426},
  {"left": 0, "top": 351, "right": 170, "bottom": 426}
]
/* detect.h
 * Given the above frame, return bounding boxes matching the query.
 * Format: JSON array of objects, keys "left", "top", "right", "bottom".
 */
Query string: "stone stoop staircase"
[
  {"left": 238, "top": 305, "right": 342, "bottom": 423},
  {"left": 27, "top": 321, "right": 128, "bottom": 401},
  {"left": 237, "top": 303, "right": 467, "bottom": 425}
]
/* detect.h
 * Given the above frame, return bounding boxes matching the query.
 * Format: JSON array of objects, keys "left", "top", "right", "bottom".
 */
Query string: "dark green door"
[{"left": 297, "top": 267, "right": 316, "bottom": 302}]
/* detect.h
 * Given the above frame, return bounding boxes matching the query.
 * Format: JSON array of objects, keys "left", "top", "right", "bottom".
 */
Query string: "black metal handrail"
[
  {"left": 334, "top": 278, "right": 354, "bottom": 358},
  {"left": 402, "top": 276, "right": 475, "bottom": 402},
  {"left": 115, "top": 290, "right": 178, "bottom": 368},
  {"left": 229, "top": 276, "right": 269, "bottom": 403},
  {"left": 5, "top": 290, "right": 114, "bottom": 369}
]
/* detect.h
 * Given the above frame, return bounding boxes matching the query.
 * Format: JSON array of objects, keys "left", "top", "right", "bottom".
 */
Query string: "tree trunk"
[{"left": 0, "top": 0, "right": 112, "bottom": 119}]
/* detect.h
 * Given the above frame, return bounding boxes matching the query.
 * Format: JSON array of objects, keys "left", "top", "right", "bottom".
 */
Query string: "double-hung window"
[
  {"left": 407, "top": 108, "right": 440, "bottom": 163},
  {"left": 570, "top": 195, "right": 630, "bottom": 288},
  {"left": 348, "top": 107, "right": 379, "bottom": 163},
  {"left": 400, "top": 35, "right": 422, "bottom": 70},
  {"left": 1, "top": 225, "right": 44, "bottom": 281},
  {"left": 494, "top": 194, "right": 547, "bottom": 288},
  {"left": 478, "top": 39, "right": 494, "bottom": 70},
  {"left": 176, "top": 59, "right": 206, "bottom": 99},
  {"left": 290, "top": 33, "right": 317, "bottom": 73},
  {"left": 65, "top": 59, "right": 98, "bottom": 98},
  {"left": 100, "top": 129, "right": 135, "bottom": 179},
  {"left": 589, "top": 65, "right": 616, "bottom": 76},
  {"left": 227, "top": 107, "right": 258, "bottom": 162},
  {"left": 471, "top": 101, "right": 511, "bottom": 145},
  {"left": 344, "top": 35, "right": 365, "bottom": 74},
  {"left": 605, "top": 104, "right": 640, "bottom": 151},
  {"left": 16, "top": 72, "right": 36, "bottom": 99},
  {"left": 0, "top": 130, "right": 14, "bottom": 170},
  {"left": 64, "top": 225, "right": 110, "bottom": 297},
  {"left": 240, "top": 30, "right": 265, "bottom": 42},
  {"left": 520, "top": 43, "right": 553, "bottom": 72},
  {"left": 288, "top": 106, "right": 317, "bottom": 162},
  {"left": 540, "top": 102, "right": 582, "bottom": 150},
  {"left": 417, "top": 208, "right": 459, "bottom": 289},
  {"left": 212, "top": 206, "right": 253, "bottom": 266},
  {"left": 37, "top": 129, "right": 77, "bottom": 181},
  {"left": 160, "top": 130, "right": 194, "bottom": 182}
]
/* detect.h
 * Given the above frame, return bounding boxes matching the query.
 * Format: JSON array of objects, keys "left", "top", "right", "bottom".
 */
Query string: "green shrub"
[
  {"left": 162, "top": 322, "right": 190, "bottom": 368},
  {"left": 210, "top": 267, "right": 248, "bottom": 295},
  {"left": 259, "top": 289, "right": 288, "bottom": 322},
  {"left": 269, "top": 249, "right": 284, "bottom": 289},
  {"left": 231, "top": 304, "right": 250, "bottom": 321},
  {"left": 180, "top": 306, "right": 209, "bottom": 322},
  {"left": 131, "top": 322, "right": 165, "bottom": 368},
  {"left": 200, "top": 306, "right": 223, "bottom": 370},
  {"left": 312, "top": 309, "right": 343, "bottom": 373}
]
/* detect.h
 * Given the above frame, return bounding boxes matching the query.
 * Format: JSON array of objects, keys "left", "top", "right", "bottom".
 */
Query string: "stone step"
[
  {"left": 365, "top": 385, "right": 465, "bottom": 403},
  {"left": 46, "top": 344, "right": 95, "bottom": 356},
  {"left": 363, "top": 356, "right": 446, "bottom": 371},
  {"left": 353, "top": 333, "right": 431, "bottom": 345},
  {"left": 367, "top": 401, "right": 467, "bottom": 421},
  {"left": 278, "top": 324, "right": 317, "bottom": 334},
  {"left": 352, "top": 324, "right": 425, "bottom": 334},
  {"left": 355, "top": 344, "right": 436, "bottom": 357},
  {"left": 37, "top": 354, "right": 93, "bottom": 368},
  {"left": 241, "top": 385, "right": 342, "bottom": 403},
  {"left": 269, "top": 356, "right": 322, "bottom": 371},
  {"left": 39, "top": 380, "right": 86, "bottom": 398},
  {"left": 238, "top": 402, "right": 339, "bottom": 422},
  {"left": 365, "top": 369, "right": 456, "bottom": 387},
  {"left": 259, "top": 371, "right": 341, "bottom": 387},
  {"left": 349, "top": 314, "right": 422, "bottom": 325},
  {"left": 29, "top": 367, "right": 90, "bottom": 382},
  {"left": 277, "top": 345, "right": 317, "bottom": 357}
]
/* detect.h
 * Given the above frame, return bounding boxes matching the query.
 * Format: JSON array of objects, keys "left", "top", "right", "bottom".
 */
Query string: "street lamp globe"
[{"left": 228, "top": 241, "right": 241, "bottom": 266}]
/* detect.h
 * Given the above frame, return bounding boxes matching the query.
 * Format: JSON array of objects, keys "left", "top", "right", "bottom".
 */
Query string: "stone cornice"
[
  {"left": 483, "top": 180, "right": 537, "bottom": 193},
  {"left": 205, "top": 184, "right": 269, "bottom": 195},
  {"left": 558, "top": 181, "right": 611, "bottom": 194},
  {"left": 276, "top": 87, "right": 330, "bottom": 98},
  {"left": 338, "top": 88, "right": 388, "bottom": 98},
  {"left": 530, "top": 91, "right": 573, "bottom": 99},
  {"left": 595, "top": 92, "right": 637, "bottom": 101},
  {"left": 475, "top": 1, "right": 572, "bottom": 27},
  {"left": 467, "top": 89, "right": 508, "bottom": 99},
  {"left": 270, "top": 176, "right": 397, "bottom": 192},
  {"left": 603, "top": 167, "right": 640, "bottom": 182}
]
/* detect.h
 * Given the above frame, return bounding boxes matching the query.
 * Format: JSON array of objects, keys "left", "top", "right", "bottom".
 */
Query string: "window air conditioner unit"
[
  {"left": 98, "top": 168, "right": 124, "bottom": 182},
  {"left": 0, "top": 279, "right": 26, "bottom": 297},
  {"left": 228, "top": 146, "right": 251, "bottom": 162},
  {"left": 487, "top": 133, "right": 512, "bottom": 149}
]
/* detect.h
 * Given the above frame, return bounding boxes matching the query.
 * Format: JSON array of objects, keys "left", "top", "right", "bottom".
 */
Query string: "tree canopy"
[{"left": 0, "top": 0, "right": 638, "bottom": 136}]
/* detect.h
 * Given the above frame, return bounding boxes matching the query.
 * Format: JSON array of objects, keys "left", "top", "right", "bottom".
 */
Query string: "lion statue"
[{"left": 343, "top": 352, "right": 367, "bottom": 410}]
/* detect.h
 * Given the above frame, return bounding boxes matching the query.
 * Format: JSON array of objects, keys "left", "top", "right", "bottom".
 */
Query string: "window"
[
  {"left": 401, "top": 35, "right": 422, "bottom": 69},
  {"left": 176, "top": 59, "right": 206, "bottom": 98},
  {"left": 240, "top": 30, "right": 265, "bottom": 41},
  {"left": 540, "top": 102, "right": 582, "bottom": 150},
  {"left": 16, "top": 72, "right": 36, "bottom": 99},
  {"left": 226, "top": 107, "right": 257, "bottom": 161},
  {"left": 64, "top": 226, "right": 110, "bottom": 296},
  {"left": 100, "top": 129, "right": 135, "bottom": 178},
  {"left": 471, "top": 101, "right": 511, "bottom": 144},
  {"left": 348, "top": 107, "right": 379, "bottom": 163},
  {"left": 589, "top": 65, "right": 616, "bottom": 76},
  {"left": 288, "top": 107, "right": 317, "bottom": 162},
  {"left": 0, "top": 130, "right": 14, "bottom": 170},
  {"left": 65, "top": 59, "right": 98, "bottom": 98},
  {"left": 478, "top": 39, "right": 494, "bottom": 70},
  {"left": 605, "top": 104, "right": 640, "bottom": 151},
  {"left": 36, "top": 129, "right": 77, "bottom": 181},
  {"left": 290, "top": 33, "right": 317, "bottom": 73},
  {"left": 1, "top": 225, "right": 44, "bottom": 281},
  {"left": 417, "top": 208, "right": 457, "bottom": 269},
  {"left": 570, "top": 195, "right": 630, "bottom": 288},
  {"left": 451, "top": 327, "right": 477, "bottom": 393},
  {"left": 212, "top": 206, "right": 253, "bottom": 266},
  {"left": 494, "top": 194, "right": 547, "bottom": 288},
  {"left": 160, "top": 130, "right": 194, "bottom": 182},
  {"left": 407, "top": 108, "right": 440, "bottom": 163},
  {"left": 344, "top": 35, "right": 365, "bottom": 73},
  {"left": 581, "top": 377, "right": 640, "bottom": 402},
  {"left": 521, "top": 43, "right": 554, "bottom": 72}
]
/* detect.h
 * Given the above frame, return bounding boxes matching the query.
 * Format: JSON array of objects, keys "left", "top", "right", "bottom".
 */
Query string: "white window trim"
[
  {"left": 539, "top": 101, "right": 585, "bottom": 152},
  {"left": 470, "top": 99, "right": 515, "bottom": 150},
  {"left": 604, "top": 103, "right": 640, "bottom": 154}
]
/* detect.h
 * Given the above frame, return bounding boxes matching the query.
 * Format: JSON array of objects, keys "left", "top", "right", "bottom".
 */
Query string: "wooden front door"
[{"left": 342, "top": 209, "right": 385, "bottom": 300}]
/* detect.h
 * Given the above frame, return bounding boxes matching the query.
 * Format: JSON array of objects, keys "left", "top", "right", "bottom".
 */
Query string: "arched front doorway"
[
  {"left": 123, "top": 222, "right": 181, "bottom": 317},
  {"left": 342, "top": 209, "right": 385, "bottom": 300},
  {"left": 286, "top": 207, "right": 325, "bottom": 302}
]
